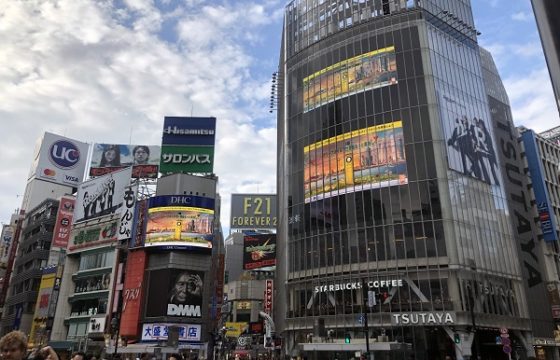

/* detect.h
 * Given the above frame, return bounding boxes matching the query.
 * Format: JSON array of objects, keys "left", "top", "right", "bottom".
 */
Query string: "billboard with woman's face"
[{"left": 90, "top": 143, "right": 161, "bottom": 178}]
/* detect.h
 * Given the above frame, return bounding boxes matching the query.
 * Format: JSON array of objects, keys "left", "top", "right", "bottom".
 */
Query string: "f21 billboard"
[
  {"left": 90, "top": 144, "right": 161, "bottom": 179},
  {"left": 243, "top": 234, "right": 276, "bottom": 270},
  {"left": 145, "top": 195, "right": 214, "bottom": 250},
  {"left": 145, "top": 269, "right": 204, "bottom": 319},
  {"left": 28, "top": 132, "right": 89, "bottom": 187}
]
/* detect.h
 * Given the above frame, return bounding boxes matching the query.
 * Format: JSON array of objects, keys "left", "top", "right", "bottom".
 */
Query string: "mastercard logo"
[{"left": 43, "top": 169, "right": 56, "bottom": 176}]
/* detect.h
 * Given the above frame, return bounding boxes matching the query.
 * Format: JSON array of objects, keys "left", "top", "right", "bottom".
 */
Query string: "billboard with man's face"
[
  {"left": 145, "top": 269, "right": 204, "bottom": 318},
  {"left": 89, "top": 143, "right": 160, "bottom": 179}
]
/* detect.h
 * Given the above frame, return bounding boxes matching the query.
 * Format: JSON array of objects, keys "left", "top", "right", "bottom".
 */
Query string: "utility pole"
[{"left": 361, "top": 278, "right": 373, "bottom": 360}]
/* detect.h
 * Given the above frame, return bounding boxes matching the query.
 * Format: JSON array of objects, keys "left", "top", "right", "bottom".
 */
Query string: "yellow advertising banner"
[{"left": 225, "top": 322, "right": 248, "bottom": 338}]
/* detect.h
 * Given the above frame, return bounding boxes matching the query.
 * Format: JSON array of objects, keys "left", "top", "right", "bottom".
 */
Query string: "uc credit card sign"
[{"left": 32, "top": 132, "right": 89, "bottom": 186}]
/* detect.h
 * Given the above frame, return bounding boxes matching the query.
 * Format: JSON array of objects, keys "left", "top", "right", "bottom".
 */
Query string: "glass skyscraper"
[{"left": 276, "top": 1, "right": 556, "bottom": 359}]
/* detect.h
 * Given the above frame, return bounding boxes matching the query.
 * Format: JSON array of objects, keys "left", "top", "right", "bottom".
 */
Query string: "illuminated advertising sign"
[
  {"left": 230, "top": 194, "right": 277, "bottom": 229},
  {"left": 160, "top": 145, "right": 214, "bottom": 174},
  {"left": 264, "top": 280, "right": 273, "bottom": 315},
  {"left": 303, "top": 46, "right": 397, "bottom": 112},
  {"left": 52, "top": 196, "right": 75, "bottom": 248},
  {"left": 130, "top": 199, "right": 148, "bottom": 248},
  {"left": 304, "top": 121, "right": 407, "bottom": 203},
  {"left": 141, "top": 323, "right": 201, "bottom": 342},
  {"left": 521, "top": 130, "right": 558, "bottom": 242},
  {"left": 29, "top": 267, "right": 58, "bottom": 347},
  {"left": 90, "top": 144, "right": 161, "bottom": 179},
  {"left": 120, "top": 250, "right": 147, "bottom": 337},
  {"left": 162, "top": 116, "right": 216, "bottom": 146},
  {"left": 74, "top": 167, "right": 132, "bottom": 223},
  {"left": 145, "top": 269, "right": 204, "bottom": 319},
  {"left": 68, "top": 215, "right": 119, "bottom": 253},
  {"left": 30, "top": 132, "right": 89, "bottom": 186},
  {"left": 243, "top": 234, "right": 276, "bottom": 270},
  {"left": 118, "top": 185, "right": 138, "bottom": 241},
  {"left": 146, "top": 195, "right": 214, "bottom": 249},
  {"left": 0, "top": 225, "right": 14, "bottom": 268},
  {"left": 391, "top": 312, "right": 456, "bottom": 326},
  {"left": 225, "top": 322, "right": 248, "bottom": 338}
]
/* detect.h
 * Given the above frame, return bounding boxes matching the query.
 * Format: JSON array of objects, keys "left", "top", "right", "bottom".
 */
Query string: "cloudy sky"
[{"left": 0, "top": 0, "right": 558, "bottom": 233}]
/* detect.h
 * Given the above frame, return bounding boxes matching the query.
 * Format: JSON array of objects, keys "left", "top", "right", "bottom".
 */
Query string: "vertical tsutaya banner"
[
  {"left": 303, "top": 121, "right": 408, "bottom": 203},
  {"left": 74, "top": 167, "right": 132, "bottom": 223},
  {"left": 303, "top": 46, "right": 397, "bottom": 112},
  {"left": 243, "top": 234, "right": 276, "bottom": 270},
  {"left": 521, "top": 130, "right": 559, "bottom": 242},
  {"left": 29, "top": 132, "right": 89, "bottom": 187},
  {"left": 90, "top": 144, "right": 161, "bottom": 178},
  {"left": 160, "top": 117, "right": 216, "bottom": 174},
  {"left": 0, "top": 225, "right": 14, "bottom": 268},
  {"left": 118, "top": 185, "right": 138, "bottom": 241},
  {"left": 52, "top": 196, "right": 75, "bottom": 248},
  {"left": 439, "top": 93, "right": 500, "bottom": 185},
  {"left": 145, "top": 269, "right": 204, "bottom": 318},
  {"left": 230, "top": 194, "right": 278, "bottom": 229}
]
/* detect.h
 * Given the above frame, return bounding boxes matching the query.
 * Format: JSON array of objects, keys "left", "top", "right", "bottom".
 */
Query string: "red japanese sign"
[{"left": 52, "top": 196, "right": 75, "bottom": 248}]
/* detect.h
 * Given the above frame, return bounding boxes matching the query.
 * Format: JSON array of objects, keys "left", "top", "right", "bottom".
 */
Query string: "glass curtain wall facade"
[{"left": 277, "top": 1, "right": 533, "bottom": 359}]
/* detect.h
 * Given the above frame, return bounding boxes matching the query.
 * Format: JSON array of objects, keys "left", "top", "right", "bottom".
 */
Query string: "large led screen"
[
  {"left": 243, "top": 234, "right": 276, "bottom": 270},
  {"left": 145, "top": 206, "right": 213, "bottom": 249},
  {"left": 303, "top": 46, "right": 397, "bottom": 113},
  {"left": 304, "top": 121, "right": 407, "bottom": 203}
]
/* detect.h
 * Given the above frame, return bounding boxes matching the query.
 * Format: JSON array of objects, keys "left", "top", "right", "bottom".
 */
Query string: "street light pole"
[{"left": 361, "top": 279, "right": 371, "bottom": 360}]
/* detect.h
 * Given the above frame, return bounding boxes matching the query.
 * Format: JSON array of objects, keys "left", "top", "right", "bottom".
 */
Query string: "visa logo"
[{"left": 65, "top": 175, "right": 79, "bottom": 182}]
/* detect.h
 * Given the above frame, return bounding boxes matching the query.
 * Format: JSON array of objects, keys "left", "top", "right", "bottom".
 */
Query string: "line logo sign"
[{"left": 50, "top": 140, "right": 81, "bottom": 169}]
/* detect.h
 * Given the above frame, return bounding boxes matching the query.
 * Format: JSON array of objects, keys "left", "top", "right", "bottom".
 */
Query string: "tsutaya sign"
[
  {"left": 392, "top": 312, "right": 456, "bottom": 326},
  {"left": 315, "top": 279, "right": 403, "bottom": 293}
]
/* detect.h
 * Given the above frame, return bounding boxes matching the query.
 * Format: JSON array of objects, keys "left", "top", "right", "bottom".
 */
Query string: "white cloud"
[
  {"left": 511, "top": 11, "right": 532, "bottom": 22},
  {"left": 0, "top": 0, "right": 282, "bottom": 231},
  {"left": 504, "top": 68, "right": 560, "bottom": 132}
]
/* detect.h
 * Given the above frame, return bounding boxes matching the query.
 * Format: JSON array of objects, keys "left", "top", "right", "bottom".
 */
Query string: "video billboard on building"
[
  {"left": 28, "top": 132, "right": 89, "bottom": 187},
  {"left": 145, "top": 195, "right": 214, "bottom": 249},
  {"left": 52, "top": 196, "right": 75, "bottom": 248},
  {"left": 243, "top": 234, "right": 276, "bottom": 270},
  {"left": 145, "top": 269, "right": 204, "bottom": 319},
  {"left": 29, "top": 266, "right": 58, "bottom": 347},
  {"left": 160, "top": 117, "right": 216, "bottom": 175},
  {"left": 304, "top": 120, "right": 408, "bottom": 203},
  {"left": 230, "top": 194, "right": 277, "bottom": 229},
  {"left": 74, "top": 167, "right": 132, "bottom": 223},
  {"left": 303, "top": 46, "right": 397, "bottom": 112},
  {"left": 90, "top": 144, "right": 161, "bottom": 178}
]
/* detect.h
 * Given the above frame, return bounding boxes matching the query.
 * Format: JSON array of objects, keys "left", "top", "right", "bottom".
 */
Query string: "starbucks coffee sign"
[
  {"left": 391, "top": 312, "right": 456, "bottom": 326},
  {"left": 314, "top": 279, "right": 403, "bottom": 293}
]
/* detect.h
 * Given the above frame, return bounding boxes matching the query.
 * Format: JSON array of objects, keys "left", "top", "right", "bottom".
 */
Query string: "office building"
[{"left": 276, "top": 1, "right": 555, "bottom": 359}]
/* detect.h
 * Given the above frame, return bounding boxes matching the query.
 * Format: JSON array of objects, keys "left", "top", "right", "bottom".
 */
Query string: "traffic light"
[
  {"left": 344, "top": 333, "right": 351, "bottom": 344},
  {"left": 454, "top": 333, "right": 461, "bottom": 344}
]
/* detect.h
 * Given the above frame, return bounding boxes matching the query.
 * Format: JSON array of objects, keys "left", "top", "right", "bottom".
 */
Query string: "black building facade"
[{"left": 276, "top": 1, "right": 546, "bottom": 359}]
